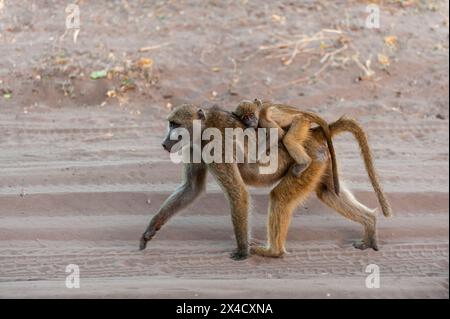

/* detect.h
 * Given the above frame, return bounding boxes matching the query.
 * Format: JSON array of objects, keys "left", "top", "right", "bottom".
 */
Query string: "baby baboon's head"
[{"left": 233, "top": 100, "right": 261, "bottom": 128}]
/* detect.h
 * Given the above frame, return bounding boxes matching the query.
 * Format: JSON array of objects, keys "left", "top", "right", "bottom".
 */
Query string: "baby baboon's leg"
[
  {"left": 316, "top": 181, "right": 379, "bottom": 250},
  {"left": 251, "top": 159, "right": 326, "bottom": 257},
  {"left": 283, "top": 116, "right": 312, "bottom": 177}
]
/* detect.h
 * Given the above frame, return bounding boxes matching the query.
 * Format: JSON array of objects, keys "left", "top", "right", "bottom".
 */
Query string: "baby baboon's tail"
[{"left": 329, "top": 116, "right": 393, "bottom": 217}]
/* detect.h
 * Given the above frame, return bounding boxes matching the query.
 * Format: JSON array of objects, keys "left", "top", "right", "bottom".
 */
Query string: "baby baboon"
[
  {"left": 140, "top": 104, "right": 392, "bottom": 260},
  {"left": 233, "top": 99, "right": 340, "bottom": 195}
]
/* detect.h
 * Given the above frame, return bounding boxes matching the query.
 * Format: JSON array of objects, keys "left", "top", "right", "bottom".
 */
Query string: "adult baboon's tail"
[{"left": 329, "top": 116, "right": 393, "bottom": 217}]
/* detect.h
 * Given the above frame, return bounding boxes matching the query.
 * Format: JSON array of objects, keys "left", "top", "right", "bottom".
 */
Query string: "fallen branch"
[{"left": 138, "top": 42, "right": 171, "bottom": 52}]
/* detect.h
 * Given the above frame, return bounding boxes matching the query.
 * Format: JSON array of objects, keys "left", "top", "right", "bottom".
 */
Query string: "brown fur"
[
  {"left": 234, "top": 99, "right": 340, "bottom": 195},
  {"left": 140, "top": 104, "right": 392, "bottom": 260}
]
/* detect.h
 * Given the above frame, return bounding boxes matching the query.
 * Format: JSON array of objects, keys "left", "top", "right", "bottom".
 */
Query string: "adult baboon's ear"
[{"left": 197, "top": 109, "right": 206, "bottom": 120}]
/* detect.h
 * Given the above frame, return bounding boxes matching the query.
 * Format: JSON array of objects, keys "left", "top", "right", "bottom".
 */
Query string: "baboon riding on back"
[{"left": 140, "top": 103, "right": 392, "bottom": 260}]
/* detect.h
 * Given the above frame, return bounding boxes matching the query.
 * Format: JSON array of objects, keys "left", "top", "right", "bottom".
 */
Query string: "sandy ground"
[{"left": 0, "top": 1, "right": 448, "bottom": 298}]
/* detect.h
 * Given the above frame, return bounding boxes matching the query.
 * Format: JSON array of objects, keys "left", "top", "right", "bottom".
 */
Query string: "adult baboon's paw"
[
  {"left": 353, "top": 239, "right": 379, "bottom": 251},
  {"left": 250, "top": 239, "right": 265, "bottom": 246},
  {"left": 250, "top": 245, "right": 284, "bottom": 258},
  {"left": 250, "top": 245, "right": 267, "bottom": 256},
  {"left": 230, "top": 249, "right": 249, "bottom": 261}
]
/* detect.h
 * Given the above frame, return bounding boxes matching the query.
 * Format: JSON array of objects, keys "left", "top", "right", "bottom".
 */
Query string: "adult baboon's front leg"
[
  {"left": 139, "top": 162, "right": 207, "bottom": 250},
  {"left": 209, "top": 163, "right": 250, "bottom": 260}
]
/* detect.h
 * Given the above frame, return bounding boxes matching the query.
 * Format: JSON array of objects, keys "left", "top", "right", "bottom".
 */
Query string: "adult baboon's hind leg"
[
  {"left": 316, "top": 181, "right": 379, "bottom": 251},
  {"left": 251, "top": 160, "right": 326, "bottom": 258}
]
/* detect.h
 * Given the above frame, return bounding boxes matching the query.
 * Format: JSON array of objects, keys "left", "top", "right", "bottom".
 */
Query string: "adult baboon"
[{"left": 139, "top": 104, "right": 392, "bottom": 259}]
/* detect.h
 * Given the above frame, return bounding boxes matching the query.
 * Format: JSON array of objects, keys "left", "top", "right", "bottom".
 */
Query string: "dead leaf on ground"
[
  {"left": 106, "top": 89, "right": 117, "bottom": 98},
  {"left": 378, "top": 53, "right": 390, "bottom": 67},
  {"left": 55, "top": 57, "right": 69, "bottom": 65},
  {"left": 1, "top": 88, "right": 12, "bottom": 100},
  {"left": 112, "top": 66, "right": 125, "bottom": 74},
  {"left": 137, "top": 58, "right": 154, "bottom": 69},
  {"left": 120, "top": 78, "right": 136, "bottom": 92},
  {"left": 384, "top": 35, "right": 398, "bottom": 48},
  {"left": 271, "top": 14, "right": 286, "bottom": 25}
]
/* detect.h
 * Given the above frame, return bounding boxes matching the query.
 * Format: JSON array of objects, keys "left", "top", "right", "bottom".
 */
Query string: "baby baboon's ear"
[
  {"left": 197, "top": 109, "right": 206, "bottom": 120},
  {"left": 254, "top": 98, "right": 263, "bottom": 108}
]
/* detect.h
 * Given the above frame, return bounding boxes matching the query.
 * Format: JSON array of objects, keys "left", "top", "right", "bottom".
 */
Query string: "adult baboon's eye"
[{"left": 169, "top": 121, "right": 180, "bottom": 128}]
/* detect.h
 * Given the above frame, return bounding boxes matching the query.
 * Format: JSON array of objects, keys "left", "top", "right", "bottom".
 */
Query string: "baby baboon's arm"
[
  {"left": 259, "top": 106, "right": 287, "bottom": 141},
  {"left": 139, "top": 162, "right": 207, "bottom": 250}
]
